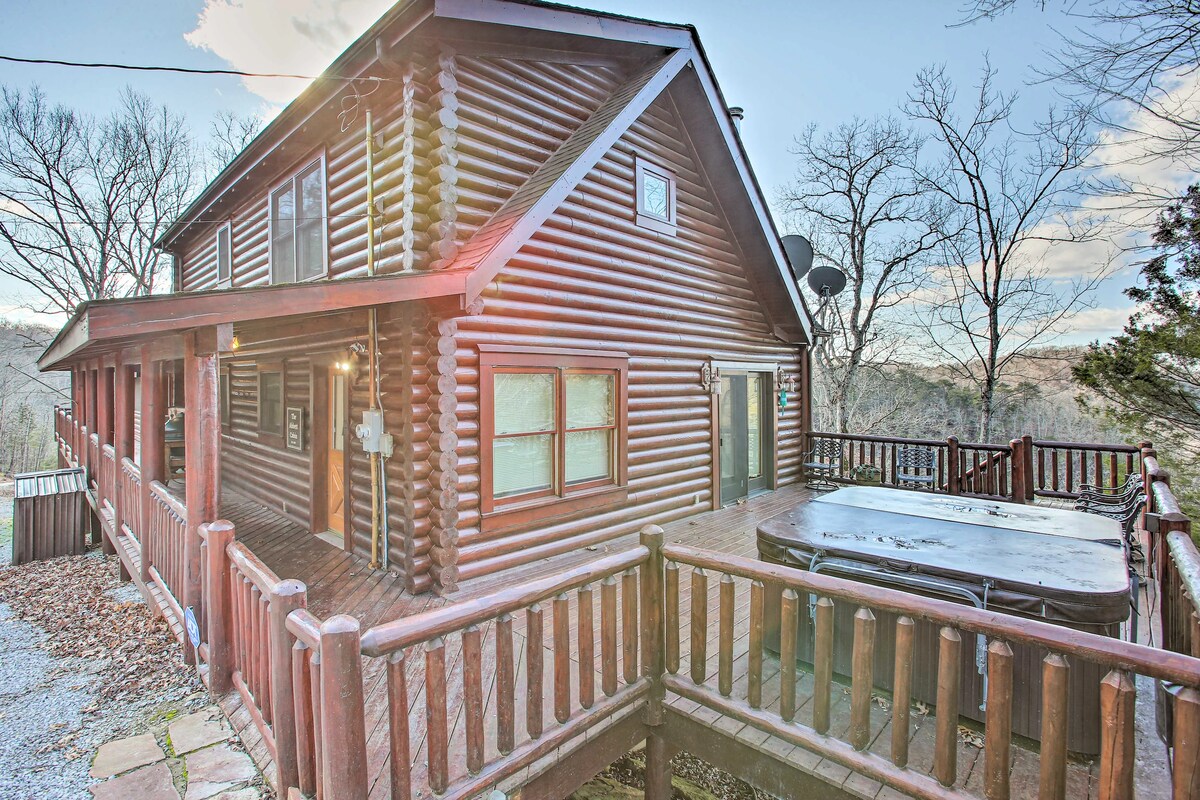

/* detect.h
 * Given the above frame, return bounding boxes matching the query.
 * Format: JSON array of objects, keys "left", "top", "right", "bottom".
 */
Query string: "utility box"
[{"left": 11, "top": 467, "right": 87, "bottom": 565}]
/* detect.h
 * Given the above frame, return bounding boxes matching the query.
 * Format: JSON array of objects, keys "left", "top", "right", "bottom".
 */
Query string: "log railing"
[
  {"left": 147, "top": 480, "right": 187, "bottom": 614},
  {"left": 1032, "top": 439, "right": 1142, "bottom": 500},
  {"left": 119, "top": 458, "right": 142, "bottom": 543},
  {"left": 661, "top": 541, "right": 1200, "bottom": 800},
  {"left": 1145, "top": 450, "right": 1200, "bottom": 664},
  {"left": 99, "top": 443, "right": 116, "bottom": 512},
  {"left": 807, "top": 432, "right": 1143, "bottom": 502},
  {"left": 87, "top": 432, "right": 100, "bottom": 492}
]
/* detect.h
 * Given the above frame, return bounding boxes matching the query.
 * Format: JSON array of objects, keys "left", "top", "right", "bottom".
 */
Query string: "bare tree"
[
  {"left": 0, "top": 86, "right": 196, "bottom": 315},
  {"left": 958, "top": 1, "right": 1200, "bottom": 175},
  {"left": 208, "top": 109, "right": 263, "bottom": 176},
  {"left": 782, "top": 117, "right": 951, "bottom": 432},
  {"left": 907, "top": 63, "right": 1108, "bottom": 440}
]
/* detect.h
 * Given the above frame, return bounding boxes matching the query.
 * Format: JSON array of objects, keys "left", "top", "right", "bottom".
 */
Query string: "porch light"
[{"left": 230, "top": 335, "right": 240, "bottom": 351}]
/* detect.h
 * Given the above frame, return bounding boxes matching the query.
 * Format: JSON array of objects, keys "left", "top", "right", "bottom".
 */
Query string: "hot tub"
[{"left": 757, "top": 487, "right": 1131, "bottom": 755}]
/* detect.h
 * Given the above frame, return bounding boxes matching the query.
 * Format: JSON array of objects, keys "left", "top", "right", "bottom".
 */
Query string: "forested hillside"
[{"left": 0, "top": 322, "right": 68, "bottom": 477}]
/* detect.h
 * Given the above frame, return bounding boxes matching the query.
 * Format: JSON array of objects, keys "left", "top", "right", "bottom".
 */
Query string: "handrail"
[
  {"left": 1032, "top": 438, "right": 1140, "bottom": 453},
  {"left": 285, "top": 608, "right": 322, "bottom": 651},
  {"left": 663, "top": 543, "right": 1200, "bottom": 687},
  {"left": 360, "top": 545, "right": 649, "bottom": 656},
  {"left": 228, "top": 540, "right": 284, "bottom": 596},
  {"left": 808, "top": 431, "right": 947, "bottom": 448},
  {"left": 150, "top": 479, "right": 185, "bottom": 518}
]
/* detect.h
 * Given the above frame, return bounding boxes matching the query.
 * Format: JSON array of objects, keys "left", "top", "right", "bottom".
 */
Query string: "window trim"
[
  {"left": 479, "top": 345, "right": 629, "bottom": 531},
  {"left": 268, "top": 153, "right": 329, "bottom": 285},
  {"left": 216, "top": 221, "right": 233, "bottom": 288},
  {"left": 256, "top": 361, "right": 285, "bottom": 446},
  {"left": 634, "top": 154, "right": 677, "bottom": 235}
]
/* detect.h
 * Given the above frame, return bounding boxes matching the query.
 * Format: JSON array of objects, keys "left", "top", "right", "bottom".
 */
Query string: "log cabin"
[{"left": 38, "top": 0, "right": 813, "bottom": 597}]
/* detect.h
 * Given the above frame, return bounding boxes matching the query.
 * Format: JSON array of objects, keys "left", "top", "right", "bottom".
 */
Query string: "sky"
[{"left": 0, "top": 0, "right": 1187, "bottom": 342}]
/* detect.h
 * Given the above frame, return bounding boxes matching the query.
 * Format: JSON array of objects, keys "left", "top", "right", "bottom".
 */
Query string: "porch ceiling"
[{"left": 37, "top": 267, "right": 469, "bottom": 371}]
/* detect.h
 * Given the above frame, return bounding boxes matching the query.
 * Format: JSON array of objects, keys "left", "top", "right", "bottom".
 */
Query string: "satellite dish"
[
  {"left": 781, "top": 235, "right": 813, "bottom": 281},
  {"left": 808, "top": 265, "right": 847, "bottom": 297}
]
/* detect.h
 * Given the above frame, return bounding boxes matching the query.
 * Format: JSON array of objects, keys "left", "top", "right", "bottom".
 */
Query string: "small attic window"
[{"left": 635, "top": 155, "right": 676, "bottom": 235}]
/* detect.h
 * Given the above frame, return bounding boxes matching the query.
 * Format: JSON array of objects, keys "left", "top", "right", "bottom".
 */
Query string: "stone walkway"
[{"left": 89, "top": 707, "right": 265, "bottom": 800}]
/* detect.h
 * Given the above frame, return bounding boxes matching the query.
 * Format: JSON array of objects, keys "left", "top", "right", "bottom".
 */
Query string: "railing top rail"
[
  {"left": 954, "top": 441, "right": 1011, "bottom": 452},
  {"left": 102, "top": 443, "right": 115, "bottom": 456},
  {"left": 1030, "top": 439, "right": 1141, "bottom": 453},
  {"left": 89, "top": 432, "right": 98, "bottom": 443},
  {"left": 120, "top": 456, "right": 139, "bottom": 473},
  {"left": 1168, "top": 531, "right": 1200, "bottom": 603},
  {"left": 227, "top": 540, "right": 284, "bottom": 597},
  {"left": 285, "top": 608, "right": 322, "bottom": 651},
  {"left": 663, "top": 543, "right": 1200, "bottom": 687},
  {"left": 149, "top": 480, "right": 186, "bottom": 518},
  {"left": 808, "top": 431, "right": 947, "bottom": 448},
  {"left": 360, "top": 546, "right": 650, "bottom": 657}
]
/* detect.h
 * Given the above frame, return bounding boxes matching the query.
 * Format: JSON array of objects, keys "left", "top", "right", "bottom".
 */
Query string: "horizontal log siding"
[
  {"left": 219, "top": 316, "right": 364, "bottom": 531},
  {"left": 181, "top": 55, "right": 615, "bottom": 290},
  {"left": 453, "top": 91, "right": 803, "bottom": 582},
  {"left": 220, "top": 358, "right": 312, "bottom": 528}
]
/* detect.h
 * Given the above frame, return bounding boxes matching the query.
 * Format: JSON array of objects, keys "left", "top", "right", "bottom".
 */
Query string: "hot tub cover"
[{"left": 756, "top": 488, "right": 1131, "bottom": 626}]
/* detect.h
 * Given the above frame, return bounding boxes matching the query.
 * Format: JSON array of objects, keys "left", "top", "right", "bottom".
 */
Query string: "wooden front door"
[{"left": 326, "top": 371, "right": 347, "bottom": 536}]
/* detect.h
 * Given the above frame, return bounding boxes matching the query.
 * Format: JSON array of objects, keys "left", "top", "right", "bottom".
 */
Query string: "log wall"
[{"left": 451, "top": 89, "right": 804, "bottom": 584}]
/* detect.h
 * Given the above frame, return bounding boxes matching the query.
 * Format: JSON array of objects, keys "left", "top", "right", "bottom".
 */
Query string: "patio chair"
[
  {"left": 803, "top": 439, "right": 843, "bottom": 491},
  {"left": 895, "top": 447, "right": 938, "bottom": 490},
  {"left": 1076, "top": 493, "right": 1147, "bottom": 562},
  {"left": 1078, "top": 474, "right": 1143, "bottom": 505}
]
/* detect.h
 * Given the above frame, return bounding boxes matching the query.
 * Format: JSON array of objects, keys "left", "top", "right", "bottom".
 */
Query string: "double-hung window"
[
  {"left": 258, "top": 364, "right": 284, "bottom": 442},
  {"left": 481, "top": 346, "right": 628, "bottom": 528},
  {"left": 270, "top": 158, "right": 326, "bottom": 284}
]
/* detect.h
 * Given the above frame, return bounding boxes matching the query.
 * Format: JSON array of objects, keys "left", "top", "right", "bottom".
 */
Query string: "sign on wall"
[{"left": 286, "top": 406, "right": 306, "bottom": 452}]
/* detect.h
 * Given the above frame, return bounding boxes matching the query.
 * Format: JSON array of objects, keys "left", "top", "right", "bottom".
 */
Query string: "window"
[
  {"left": 481, "top": 346, "right": 629, "bottom": 529},
  {"left": 634, "top": 155, "right": 676, "bottom": 235},
  {"left": 270, "top": 158, "right": 326, "bottom": 284},
  {"left": 258, "top": 367, "right": 284, "bottom": 437},
  {"left": 216, "top": 222, "right": 232, "bottom": 287}
]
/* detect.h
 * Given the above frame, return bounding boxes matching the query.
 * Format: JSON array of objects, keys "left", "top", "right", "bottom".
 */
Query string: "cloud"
[{"left": 185, "top": 0, "right": 392, "bottom": 105}]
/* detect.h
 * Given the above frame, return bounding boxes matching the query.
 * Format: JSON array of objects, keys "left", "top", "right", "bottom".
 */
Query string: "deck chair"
[
  {"left": 895, "top": 447, "right": 938, "bottom": 490},
  {"left": 803, "top": 439, "right": 843, "bottom": 491}
]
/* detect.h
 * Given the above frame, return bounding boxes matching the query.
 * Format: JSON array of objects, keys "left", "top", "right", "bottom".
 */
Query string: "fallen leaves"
[{"left": 0, "top": 551, "right": 201, "bottom": 709}]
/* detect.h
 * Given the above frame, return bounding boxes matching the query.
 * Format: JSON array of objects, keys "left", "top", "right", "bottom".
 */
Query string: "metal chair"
[
  {"left": 1078, "top": 474, "right": 1143, "bottom": 505},
  {"left": 895, "top": 447, "right": 938, "bottom": 489},
  {"left": 803, "top": 439, "right": 843, "bottom": 491},
  {"left": 1075, "top": 493, "right": 1147, "bottom": 562}
]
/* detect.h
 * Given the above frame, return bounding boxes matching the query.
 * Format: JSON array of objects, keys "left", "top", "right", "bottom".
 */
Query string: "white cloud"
[{"left": 185, "top": 0, "right": 393, "bottom": 105}]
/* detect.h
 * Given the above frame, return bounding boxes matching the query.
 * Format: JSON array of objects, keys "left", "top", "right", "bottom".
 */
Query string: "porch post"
[
  {"left": 140, "top": 351, "right": 166, "bottom": 585},
  {"left": 112, "top": 361, "right": 134, "bottom": 581},
  {"left": 184, "top": 330, "right": 221, "bottom": 665},
  {"left": 96, "top": 365, "right": 114, "bottom": 538}
]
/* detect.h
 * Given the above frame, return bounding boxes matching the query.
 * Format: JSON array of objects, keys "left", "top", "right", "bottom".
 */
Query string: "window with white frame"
[
  {"left": 634, "top": 155, "right": 677, "bottom": 234},
  {"left": 270, "top": 159, "right": 326, "bottom": 284},
  {"left": 216, "top": 222, "right": 232, "bottom": 287}
]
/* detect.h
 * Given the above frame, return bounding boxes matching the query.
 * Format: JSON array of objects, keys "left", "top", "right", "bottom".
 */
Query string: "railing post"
[
  {"left": 319, "top": 615, "right": 368, "bottom": 800},
  {"left": 270, "top": 579, "right": 307, "bottom": 794},
  {"left": 1009, "top": 438, "right": 1026, "bottom": 505},
  {"left": 204, "top": 520, "right": 235, "bottom": 694},
  {"left": 184, "top": 331, "right": 221, "bottom": 665},
  {"left": 946, "top": 436, "right": 960, "bottom": 495},
  {"left": 639, "top": 524, "right": 671, "bottom": 800},
  {"left": 1022, "top": 434, "right": 1034, "bottom": 501},
  {"left": 140, "top": 351, "right": 165, "bottom": 585}
]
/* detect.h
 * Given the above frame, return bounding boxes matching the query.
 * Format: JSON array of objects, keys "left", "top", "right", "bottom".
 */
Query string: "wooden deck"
[{"left": 199, "top": 483, "right": 1169, "bottom": 800}]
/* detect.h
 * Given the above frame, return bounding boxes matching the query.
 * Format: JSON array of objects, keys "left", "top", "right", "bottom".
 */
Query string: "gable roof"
[{"left": 46, "top": 0, "right": 811, "bottom": 370}]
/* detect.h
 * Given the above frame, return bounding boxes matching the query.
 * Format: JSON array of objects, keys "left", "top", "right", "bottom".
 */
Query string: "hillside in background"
[
  {"left": 813, "top": 345, "right": 1126, "bottom": 445},
  {"left": 0, "top": 322, "right": 68, "bottom": 477}
]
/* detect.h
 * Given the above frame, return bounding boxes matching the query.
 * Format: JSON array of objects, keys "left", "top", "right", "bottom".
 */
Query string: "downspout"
[{"left": 365, "top": 107, "right": 383, "bottom": 570}]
